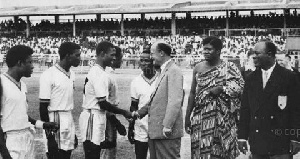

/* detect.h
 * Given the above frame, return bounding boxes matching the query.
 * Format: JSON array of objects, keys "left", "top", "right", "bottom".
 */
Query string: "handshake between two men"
[
  {"left": 123, "top": 110, "right": 142, "bottom": 145},
  {"left": 123, "top": 110, "right": 173, "bottom": 140},
  {"left": 121, "top": 110, "right": 141, "bottom": 121}
]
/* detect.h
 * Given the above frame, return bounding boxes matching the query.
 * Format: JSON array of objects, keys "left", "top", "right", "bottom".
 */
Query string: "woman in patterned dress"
[{"left": 185, "top": 36, "right": 244, "bottom": 159}]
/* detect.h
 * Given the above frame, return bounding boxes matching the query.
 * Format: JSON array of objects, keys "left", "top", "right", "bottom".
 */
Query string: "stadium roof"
[{"left": 0, "top": 0, "right": 300, "bottom": 17}]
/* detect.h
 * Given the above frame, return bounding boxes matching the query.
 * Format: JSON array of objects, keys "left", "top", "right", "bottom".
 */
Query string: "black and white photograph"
[{"left": 1, "top": 0, "right": 300, "bottom": 158}]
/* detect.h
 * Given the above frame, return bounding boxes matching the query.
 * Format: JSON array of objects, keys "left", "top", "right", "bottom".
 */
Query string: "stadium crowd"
[
  {"left": 1, "top": 11, "right": 300, "bottom": 36},
  {"left": 0, "top": 35, "right": 293, "bottom": 69}
]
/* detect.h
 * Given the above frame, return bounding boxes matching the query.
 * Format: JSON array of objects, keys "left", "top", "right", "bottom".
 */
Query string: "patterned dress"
[{"left": 191, "top": 61, "right": 244, "bottom": 159}]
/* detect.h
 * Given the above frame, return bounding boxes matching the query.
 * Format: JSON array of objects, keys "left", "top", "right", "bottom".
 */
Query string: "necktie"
[{"left": 263, "top": 71, "right": 268, "bottom": 88}]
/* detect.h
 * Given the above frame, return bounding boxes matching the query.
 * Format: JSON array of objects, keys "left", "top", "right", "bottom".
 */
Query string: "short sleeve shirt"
[
  {"left": 39, "top": 64, "right": 75, "bottom": 111},
  {"left": 105, "top": 67, "right": 119, "bottom": 105},
  {"left": 131, "top": 72, "right": 158, "bottom": 142},
  {"left": 82, "top": 64, "right": 111, "bottom": 110},
  {"left": 1, "top": 74, "right": 32, "bottom": 132}
]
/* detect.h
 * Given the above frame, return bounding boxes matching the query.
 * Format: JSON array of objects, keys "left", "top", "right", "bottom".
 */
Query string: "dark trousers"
[
  {"left": 135, "top": 140, "right": 148, "bottom": 159},
  {"left": 252, "top": 154, "right": 292, "bottom": 159},
  {"left": 83, "top": 140, "right": 101, "bottom": 159},
  {"left": 46, "top": 135, "right": 72, "bottom": 159},
  {"left": 148, "top": 138, "right": 181, "bottom": 159},
  {"left": 46, "top": 149, "right": 72, "bottom": 159}
]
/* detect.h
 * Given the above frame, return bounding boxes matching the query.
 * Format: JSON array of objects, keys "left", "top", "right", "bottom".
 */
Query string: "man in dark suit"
[
  {"left": 133, "top": 41, "right": 184, "bottom": 159},
  {"left": 238, "top": 40, "right": 300, "bottom": 159}
]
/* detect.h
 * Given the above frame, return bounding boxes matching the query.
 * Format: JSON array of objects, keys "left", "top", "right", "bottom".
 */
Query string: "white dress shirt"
[{"left": 261, "top": 63, "right": 276, "bottom": 88}]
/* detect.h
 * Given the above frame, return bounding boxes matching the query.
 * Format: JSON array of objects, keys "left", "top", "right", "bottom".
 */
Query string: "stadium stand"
[{"left": 0, "top": 0, "right": 299, "bottom": 69}]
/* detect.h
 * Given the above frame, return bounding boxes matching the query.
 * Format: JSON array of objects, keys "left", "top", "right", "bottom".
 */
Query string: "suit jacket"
[
  {"left": 238, "top": 64, "right": 300, "bottom": 155},
  {"left": 138, "top": 60, "right": 184, "bottom": 139},
  {"left": 292, "top": 67, "right": 300, "bottom": 81}
]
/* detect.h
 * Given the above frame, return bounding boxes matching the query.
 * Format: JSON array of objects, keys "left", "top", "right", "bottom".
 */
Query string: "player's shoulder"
[
  {"left": 88, "top": 65, "right": 108, "bottom": 78},
  {"left": 88, "top": 65, "right": 99, "bottom": 74},
  {"left": 70, "top": 69, "right": 75, "bottom": 75},
  {"left": 193, "top": 61, "right": 204, "bottom": 73},
  {"left": 41, "top": 66, "right": 55, "bottom": 77},
  {"left": 131, "top": 73, "right": 143, "bottom": 84},
  {"left": 44, "top": 66, "right": 56, "bottom": 73},
  {"left": 20, "top": 80, "right": 27, "bottom": 88}
]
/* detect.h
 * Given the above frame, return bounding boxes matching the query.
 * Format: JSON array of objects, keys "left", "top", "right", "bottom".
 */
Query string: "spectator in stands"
[
  {"left": 0, "top": 53, "right": 4, "bottom": 67},
  {"left": 241, "top": 49, "right": 256, "bottom": 79},
  {"left": 2, "top": 13, "right": 300, "bottom": 36}
]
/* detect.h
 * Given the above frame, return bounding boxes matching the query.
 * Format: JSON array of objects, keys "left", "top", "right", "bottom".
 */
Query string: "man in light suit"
[
  {"left": 238, "top": 40, "right": 300, "bottom": 159},
  {"left": 133, "top": 41, "right": 184, "bottom": 159}
]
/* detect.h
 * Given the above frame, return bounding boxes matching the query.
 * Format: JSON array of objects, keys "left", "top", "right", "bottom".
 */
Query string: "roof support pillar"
[
  {"left": 121, "top": 14, "right": 124, "bottom": 36},
  {"left": 14, "top": 16, "right": 19, "bottom": 23},
  {"left": 171, "top": 12, "right": 176, "bottom": 36},
  {"left": 55, "top": 15, "right": 59, "bottom": 24},
  {"left": 283, "top": 9, "right": 288, "bottom": 37},
  {"left": 236, "top": 11, "right": 239, "bottom": 17},
  {"left": 73, "top": 14, "right": 76, "bottom": 37},
  {"left": 226, "top": 10, "right": 229, "bottom": 37},
  {"left": 186, "top": 12, "right": 191, "bottom": 19},
  {"left": 141, "top": 13, "right": 145, "bottom": 20},
  {"left": 96, "top": 14, "right": 101, "bottom": 21},
  {"left": 14, "top": 16, "right": 19, "bottom": 32},
  {"left": 26, "top": 16, "right": 30, "bottom": 38}
]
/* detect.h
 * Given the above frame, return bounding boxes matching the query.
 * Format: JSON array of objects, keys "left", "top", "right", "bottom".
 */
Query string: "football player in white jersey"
[
  {"left": 39, "top": 42, "right": 81, "bottom": 159},
  {"left": 100, "top": 46, "right": 127, "bottom": 159},
  {"left": 79, "top": 41, "right": 132, "bottom": 159},
  {"left": 128, "top": 48, "right": 159, "bottom": 159},
  {"left": 1, "top": 45, "right": 58, "bottom": 159},
  {"left": 0, "top": 79, "right": 12, "bottom": 159}
]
